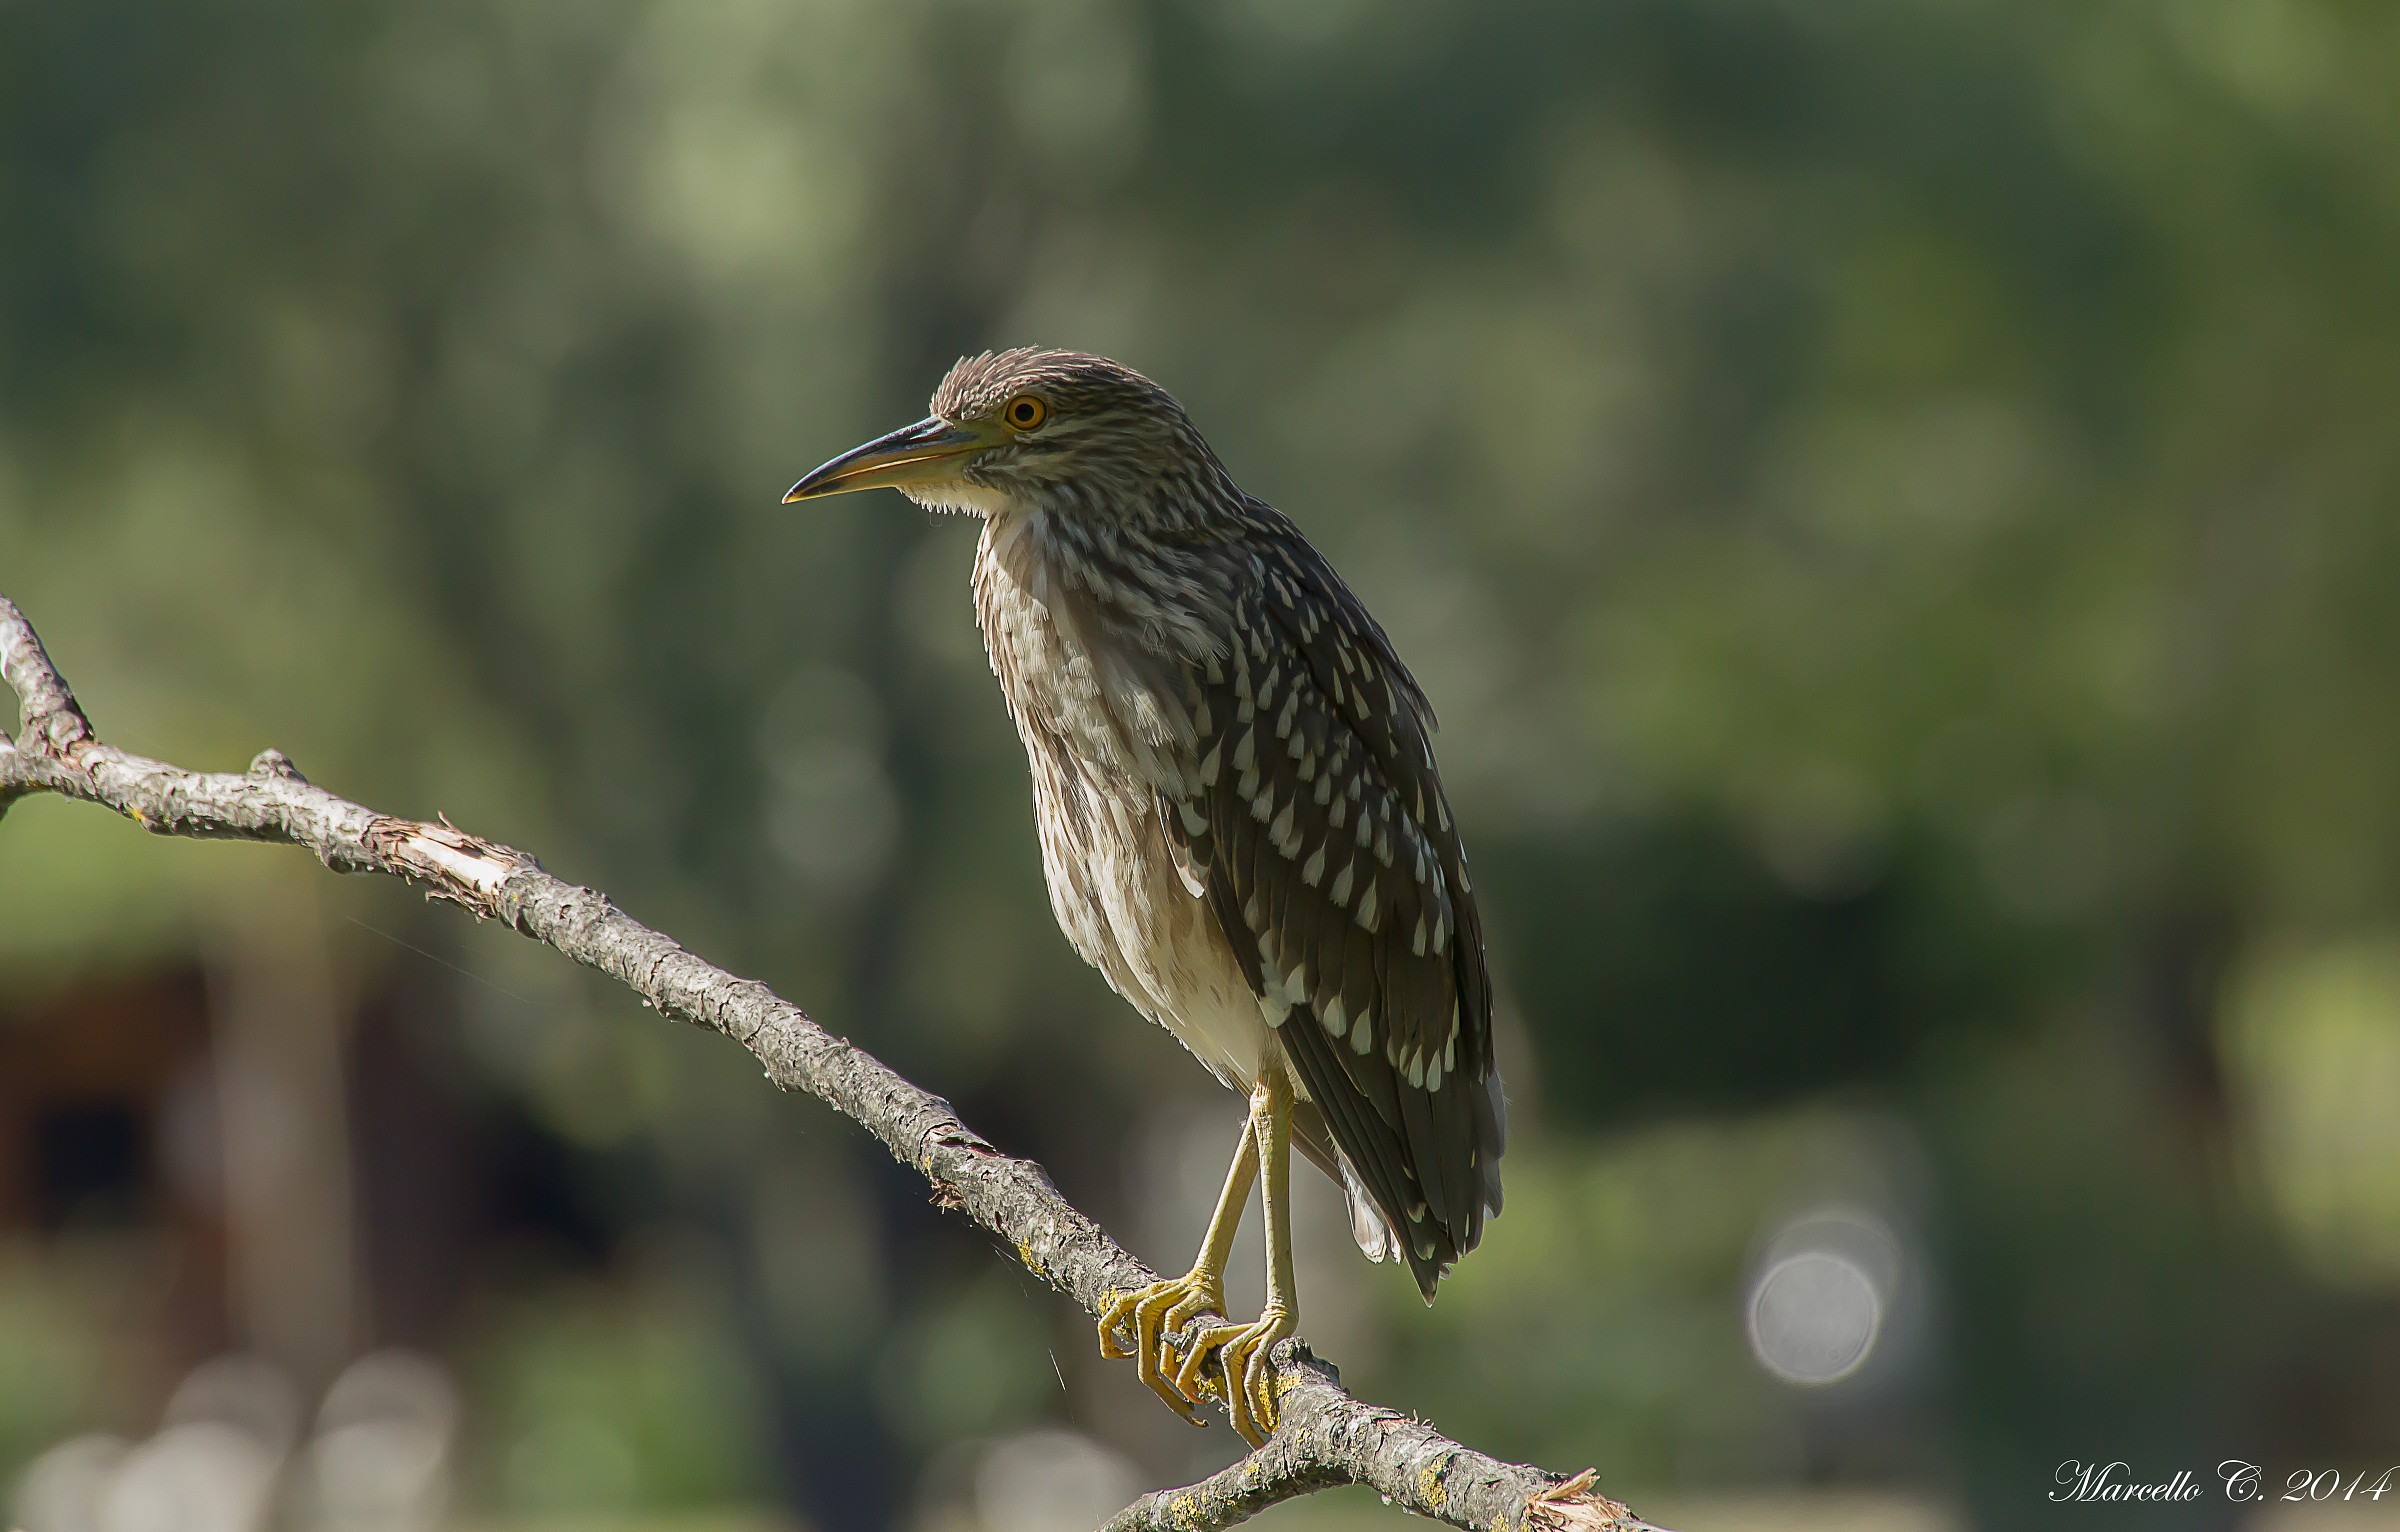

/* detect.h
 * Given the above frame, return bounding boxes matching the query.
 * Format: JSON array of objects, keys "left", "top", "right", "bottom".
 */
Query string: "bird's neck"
[{"left": 977, "top": 499, "right": 1229, "bottom": 668}]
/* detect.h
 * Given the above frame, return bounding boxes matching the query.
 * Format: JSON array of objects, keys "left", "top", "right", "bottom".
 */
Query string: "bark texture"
[{"left": 0, "top": 593, "right": 1656, "bottom": 1532}]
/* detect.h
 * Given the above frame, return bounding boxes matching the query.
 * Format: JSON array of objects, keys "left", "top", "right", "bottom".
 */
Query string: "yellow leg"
[
  {"left": 1098, "top": 1096, "right": 1260, "bottom": 1423},
  {"left": 1174, "top": 1072, "right": 1298, "bottom": 1445}
]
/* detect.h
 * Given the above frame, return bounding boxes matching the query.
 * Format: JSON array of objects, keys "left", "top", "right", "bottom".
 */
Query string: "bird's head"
[{"left": 784, "top": 348, "right": 1227, "bottom": 524}]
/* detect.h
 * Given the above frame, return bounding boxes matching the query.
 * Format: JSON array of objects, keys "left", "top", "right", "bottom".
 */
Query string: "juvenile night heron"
[{"left": 785, "top": 349, "right": 1504, "bottom": 1444}]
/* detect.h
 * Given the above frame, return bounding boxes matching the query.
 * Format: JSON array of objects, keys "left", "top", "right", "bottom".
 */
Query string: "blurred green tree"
[{"left": 6, "top": 0, "right": 2400, "bottom": 1527}]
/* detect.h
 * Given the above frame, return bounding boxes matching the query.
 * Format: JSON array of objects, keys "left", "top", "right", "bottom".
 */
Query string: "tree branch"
[{"left": 0, "top": 593, "right": 1657, "bottom": 1532}]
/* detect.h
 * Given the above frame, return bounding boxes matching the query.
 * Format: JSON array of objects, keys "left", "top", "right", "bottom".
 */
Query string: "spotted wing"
[{"left": 1162, "top": 509, "right": 1504, "bottom": 1300}]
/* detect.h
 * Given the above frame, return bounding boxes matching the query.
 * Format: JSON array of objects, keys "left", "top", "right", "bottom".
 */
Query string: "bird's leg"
[
  {"left": 1174, "top": 1070, "right": 1298, "bottom": 1445},
  {"left": 1097, "top": 1094, "right": 1261, "bottom": 1423}
]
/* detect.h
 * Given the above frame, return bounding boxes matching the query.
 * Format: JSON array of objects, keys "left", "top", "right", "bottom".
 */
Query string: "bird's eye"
[{"left": 1003, "top": 394, "right": 1049, "bottom": 431}]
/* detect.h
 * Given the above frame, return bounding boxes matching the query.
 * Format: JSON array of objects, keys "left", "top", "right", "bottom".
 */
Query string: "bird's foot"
[
  {"left": 1176, "top": 1301, "right": 1294, "bottom": 1447},
  {"left": 1097, "top": 1270, "right": 1225, "bottom": 1425}
]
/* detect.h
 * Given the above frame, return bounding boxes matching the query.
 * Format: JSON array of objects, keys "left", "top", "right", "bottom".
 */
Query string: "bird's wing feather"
[{"left": 1159, "top": 509, "right": 1503, "bottom": 1299}]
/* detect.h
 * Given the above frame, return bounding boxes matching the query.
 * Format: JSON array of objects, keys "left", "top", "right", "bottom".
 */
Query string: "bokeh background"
[{"left": 4, "top": 1, "right": 2400, "bottom": 1528}]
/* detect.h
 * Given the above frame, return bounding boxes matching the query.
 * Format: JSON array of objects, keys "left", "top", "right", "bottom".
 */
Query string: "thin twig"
[{"left": 0, "top": 592, "right": 1652, "bottom": 1532}]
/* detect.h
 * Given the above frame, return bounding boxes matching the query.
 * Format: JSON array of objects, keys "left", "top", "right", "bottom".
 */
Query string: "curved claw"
[
  {"left": 1176, "top": 1303, "right": 1294, "bottom": 1446},
  {"left": 1097, "top": 1274, "right": 1223, "bottom": 1425}
]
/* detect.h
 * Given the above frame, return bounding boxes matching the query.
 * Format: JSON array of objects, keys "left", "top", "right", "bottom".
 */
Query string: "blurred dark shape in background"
[{"left": 5, "top": 1, "right": 2400, "bottom": 1528}]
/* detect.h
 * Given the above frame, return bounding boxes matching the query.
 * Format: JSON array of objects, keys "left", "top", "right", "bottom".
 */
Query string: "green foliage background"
[{"left": 5, "top": 1, "right": 2400, "bottom": 1527}]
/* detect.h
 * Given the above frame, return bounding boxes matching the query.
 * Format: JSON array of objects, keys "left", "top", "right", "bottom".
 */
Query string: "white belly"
[{"left": 1027, "top": 749, "right": 1270, "bottom": 1092}]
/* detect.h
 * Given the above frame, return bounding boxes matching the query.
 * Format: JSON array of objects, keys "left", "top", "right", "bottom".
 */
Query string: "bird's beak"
[{"left": 783, "top": 416, "right": 1002, "bottom": 503}]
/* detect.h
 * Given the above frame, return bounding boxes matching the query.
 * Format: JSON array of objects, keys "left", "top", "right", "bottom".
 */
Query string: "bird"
[{"left": 784, "top": 349, "right": 1505, "bottom": 1444}]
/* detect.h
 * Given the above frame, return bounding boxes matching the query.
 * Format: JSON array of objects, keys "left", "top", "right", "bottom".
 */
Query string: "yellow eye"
[{"left": 1003, "top": 394, "right": 1048, "bottom": 431}]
